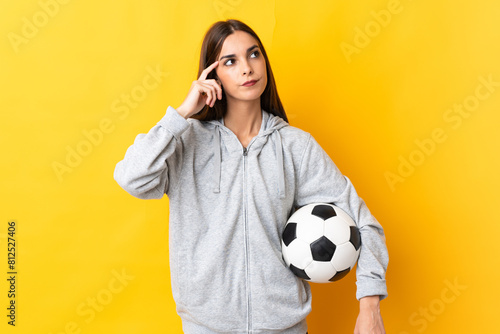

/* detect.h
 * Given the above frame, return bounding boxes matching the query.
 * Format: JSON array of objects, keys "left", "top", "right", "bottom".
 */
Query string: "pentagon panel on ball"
[{"left": 281, "top": 203, "right": 362, "bottom": 283}]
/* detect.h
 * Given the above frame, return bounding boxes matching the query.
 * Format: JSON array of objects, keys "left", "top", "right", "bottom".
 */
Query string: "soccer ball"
[{"left": 281, "top": 203, "right": 361, "bottom": 283}]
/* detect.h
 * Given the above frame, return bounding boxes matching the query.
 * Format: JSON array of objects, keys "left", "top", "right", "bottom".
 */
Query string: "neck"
[{"left": 224, "top": 99, "right": 262, "bottom": 139}]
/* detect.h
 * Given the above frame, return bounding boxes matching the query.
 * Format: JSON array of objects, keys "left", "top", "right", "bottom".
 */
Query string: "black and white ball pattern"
[{"left": 281, "top": 203, "right": 361, "bottom": 283}]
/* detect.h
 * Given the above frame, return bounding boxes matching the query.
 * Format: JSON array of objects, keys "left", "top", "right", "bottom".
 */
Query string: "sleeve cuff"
[
  {"left": 157, "top": 106, "right": 191, "bottom": 139},
  {"left": 356, "top": 279, "right": 388, "bottom": 301}
]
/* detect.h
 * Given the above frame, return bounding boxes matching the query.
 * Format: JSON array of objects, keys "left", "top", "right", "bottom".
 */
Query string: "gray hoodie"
[{"left": 114, "top": 106, "right": 388, "bottom": 333}]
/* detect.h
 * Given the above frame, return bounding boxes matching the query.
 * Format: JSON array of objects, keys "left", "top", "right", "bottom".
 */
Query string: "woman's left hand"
[{"left": 353, "top": 295, "right": 385, "bottom": 334}]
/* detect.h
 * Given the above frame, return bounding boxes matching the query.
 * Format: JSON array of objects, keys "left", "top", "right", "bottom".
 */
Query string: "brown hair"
[{"left": 190, "top": 19, "right": 289, "bottom": 123}]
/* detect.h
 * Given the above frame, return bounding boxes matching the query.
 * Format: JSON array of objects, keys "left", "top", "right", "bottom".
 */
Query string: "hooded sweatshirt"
[{"left": 113, "top": 106, "right": 389, "bottom": 334}]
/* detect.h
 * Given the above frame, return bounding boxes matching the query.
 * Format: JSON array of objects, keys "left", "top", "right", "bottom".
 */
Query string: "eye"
[{"left": 223, "top": 51, "right": 260, "bottom": 66}]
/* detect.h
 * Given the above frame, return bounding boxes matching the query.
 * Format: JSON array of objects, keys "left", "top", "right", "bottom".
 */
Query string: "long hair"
[{"left": 190, "top": 19, "right": 288, "bottom": 123}]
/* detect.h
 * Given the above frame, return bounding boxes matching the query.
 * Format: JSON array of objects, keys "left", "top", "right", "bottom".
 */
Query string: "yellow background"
[{"left": 1, "top": 0, "right": 499, "bottom": 333}]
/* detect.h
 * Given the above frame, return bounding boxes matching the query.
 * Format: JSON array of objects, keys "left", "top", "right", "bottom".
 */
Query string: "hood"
[{"left": 206, "top": 109, "right": 289, "bottom": 198}]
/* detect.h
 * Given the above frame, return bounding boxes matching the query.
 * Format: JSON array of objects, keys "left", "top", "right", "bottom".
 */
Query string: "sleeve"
[
  {"left": 113, "top": 106, "right": 190, "bottom": 199},
  {"left": 294, "top": 134, "right": 389, "bottom": 301}
]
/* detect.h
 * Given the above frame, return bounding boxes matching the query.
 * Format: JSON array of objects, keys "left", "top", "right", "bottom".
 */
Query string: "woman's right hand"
[{"left": 176, "top": 60, "right": 223, "bottom": 119}]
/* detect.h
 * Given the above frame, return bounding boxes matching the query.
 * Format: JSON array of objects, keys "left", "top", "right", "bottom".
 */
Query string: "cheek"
[
  {"left": 259, "top": 61, "right": 267, "bottom": 79},
  {"left": 260, "top": 65, "right": 267, "bottom": 83},
  {"left": 217, "top": 70, "right": 232, "bottom": 86}
]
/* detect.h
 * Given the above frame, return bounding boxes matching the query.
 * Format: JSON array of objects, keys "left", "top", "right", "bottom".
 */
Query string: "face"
[{"left": 215, "top": 30, "right": 267, "bottom": 105}]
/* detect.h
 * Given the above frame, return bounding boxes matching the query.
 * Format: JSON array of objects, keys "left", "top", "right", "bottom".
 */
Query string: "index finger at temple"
[{"left": 198, "top": 61, "right": 219, "bottom": 80}]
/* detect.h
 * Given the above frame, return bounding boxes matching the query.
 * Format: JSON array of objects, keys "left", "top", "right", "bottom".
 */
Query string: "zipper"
[{"left": 242, "top": 145, "right": 251, "bottom": 332}]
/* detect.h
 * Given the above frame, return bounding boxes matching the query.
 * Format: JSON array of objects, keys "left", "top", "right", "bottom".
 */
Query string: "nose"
[{"left": 241, "top": 59, "right": 253, "bottom": 76}]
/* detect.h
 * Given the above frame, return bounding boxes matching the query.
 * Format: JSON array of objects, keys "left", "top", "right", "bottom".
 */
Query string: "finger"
[
  {"left": 198, "top": 60, "right": 219, "bottom": 81},
  {"left": 204, "top": 82, "right": 218, "bottom": 106},
  {"left": 199, "top": 83, "right": 215, "bottom": 106},
  {"left": 208, "top": 86, "right": 216, "bottom": 107},
  {"left": 204, "top": 79, "right": 222, "bottom": 100},
  {"left": 213, "top": 79, "right": 223, "bottom": 100}
]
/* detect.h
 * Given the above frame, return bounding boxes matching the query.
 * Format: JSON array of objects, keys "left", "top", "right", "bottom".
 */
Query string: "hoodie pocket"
[{"left": 176, "top": 232, "right": 249, "bottom": 331}]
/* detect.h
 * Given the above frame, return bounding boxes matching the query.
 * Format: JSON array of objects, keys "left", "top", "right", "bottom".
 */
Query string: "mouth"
[{"left": 242, "top": 80, "right": 258, "bottom": 87}]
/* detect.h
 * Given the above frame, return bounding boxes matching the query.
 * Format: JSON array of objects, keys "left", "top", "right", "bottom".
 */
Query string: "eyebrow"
[{"left": 219, "top": 45, "right": 259, "bottom": 61}]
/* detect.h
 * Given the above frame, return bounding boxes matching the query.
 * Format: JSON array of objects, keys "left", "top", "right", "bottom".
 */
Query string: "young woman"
[{"left": 114, "top": 19, "right": 388, "bottom": 334}]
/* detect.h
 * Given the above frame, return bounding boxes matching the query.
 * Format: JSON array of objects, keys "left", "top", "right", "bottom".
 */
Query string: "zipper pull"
[{"left": 243, "top": 147, "right": 248, "bottom": 156}]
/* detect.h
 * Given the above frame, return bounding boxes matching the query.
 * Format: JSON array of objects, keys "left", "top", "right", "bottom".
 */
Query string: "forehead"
[{"left": 220, "top": 30, "right": 259, "bottom": 54}]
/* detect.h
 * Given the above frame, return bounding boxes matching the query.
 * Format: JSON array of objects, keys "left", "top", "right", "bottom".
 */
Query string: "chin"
[{"left": 227, "top": 92, "right": 262, "bottom": 102}]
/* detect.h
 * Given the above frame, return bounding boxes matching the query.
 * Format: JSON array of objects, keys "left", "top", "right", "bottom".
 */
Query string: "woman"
[{"left": 114, "top": 19, "right": 388, "bottom": 334}]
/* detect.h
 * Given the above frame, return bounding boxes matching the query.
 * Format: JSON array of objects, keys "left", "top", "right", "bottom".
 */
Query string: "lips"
[{"left": 242, "top": 80, "right": 258, "bottom": 87}]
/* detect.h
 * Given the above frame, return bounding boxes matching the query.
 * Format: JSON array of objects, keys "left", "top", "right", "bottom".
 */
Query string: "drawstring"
[
  {"left": 212, "top": 125, "right": 286, "bottom": 199},
  {"left": 213, "top": 125, "right": 221, "bottom": 193},
  {"left": 273, "top": 130, "right": 286, "bottom": 199}
]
